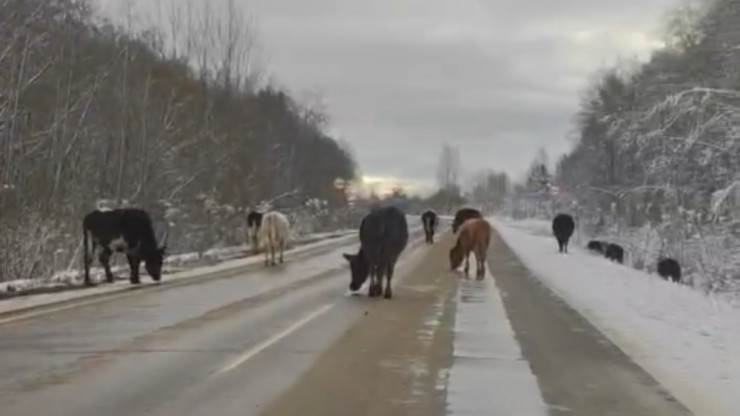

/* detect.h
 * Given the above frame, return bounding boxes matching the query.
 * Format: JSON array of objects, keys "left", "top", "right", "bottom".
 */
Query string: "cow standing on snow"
[
  {"left": 82, "top": 208, "right": 168, "bottom": 286},
  {"left": 586, "top": 240, "right": 607, "bottom": 255},
  {"left": 657, "top": 257, "right": 681, "bottom": 283},
  {"left": 421, "top": 210, "right": 438, "bottom": 244},
  {"left": 604, "top": 243, "right": 625, "bottom": 264},
  {"left": 343, "top": 205, "right": 409, "bottom": 299},
  {"left": 552, "top": 213, "right": 575, "bottom": 254},
  {"left": 246, "top": 210, "right": 263, "bottom": 253},
  {"left": 259, "top": 211, "right": 290, "bottom": 267}
]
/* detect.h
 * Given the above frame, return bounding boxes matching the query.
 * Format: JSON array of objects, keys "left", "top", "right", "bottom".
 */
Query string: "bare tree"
[{"left": 436, "top": 143, "right": 461, "bottom": 192}]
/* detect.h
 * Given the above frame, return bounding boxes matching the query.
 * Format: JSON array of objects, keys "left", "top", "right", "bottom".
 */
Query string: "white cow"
[{"left": 258, "top": 211, "right": 290, "bottom": 266}]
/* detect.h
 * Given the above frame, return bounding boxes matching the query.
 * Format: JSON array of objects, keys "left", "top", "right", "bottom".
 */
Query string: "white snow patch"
[
  {"left": 492, "top": 217, "right": 740, "bottom": 416},
  {"left": 445, "top": 273, "right": 548, "bottom": 416},
  {"left": 0, "top": 230, "right": 357, "bottom": 295}
]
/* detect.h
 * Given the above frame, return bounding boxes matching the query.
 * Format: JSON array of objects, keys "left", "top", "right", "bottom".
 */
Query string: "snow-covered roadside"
[
  {"left": 0, "top": 229, "right": 361, "bottom": 318},
  {"left": 0, "top": 230, "right": 356, "bottom": 296},
  {"left": 491, "top": 217, "right": 740, "bottom": 416}
]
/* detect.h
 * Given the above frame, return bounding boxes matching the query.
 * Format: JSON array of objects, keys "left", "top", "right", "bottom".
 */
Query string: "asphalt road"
[{"left": 0, "top": 222, "right": 694, "bottom": 416}]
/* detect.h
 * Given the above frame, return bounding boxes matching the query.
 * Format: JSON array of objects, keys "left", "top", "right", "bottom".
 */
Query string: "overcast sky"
[{"left": 96, "top": 0, "right": 679, "bottom": 195}]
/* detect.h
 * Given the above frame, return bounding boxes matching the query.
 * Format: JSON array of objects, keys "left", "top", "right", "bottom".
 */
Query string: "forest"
[
  {"left": 0, "top": 0, "right": 357, "bottom": 282},
  {"left": 514, "top": 0, "right": 740, "bottom": 293}
]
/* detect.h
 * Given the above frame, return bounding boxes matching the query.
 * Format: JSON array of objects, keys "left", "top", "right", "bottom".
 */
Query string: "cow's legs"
[
  {"left": 374, "top": 265, "right": 385, "bottom": 298},
  {"left": 99, "top": 247, "right": 114, "bottom": 283},
  {"left": 383, "top": 262, "right": 395, "bottom": 299},
  {"left": 84, "top": 240, "right": 96, "bottom": 286},
  {"left": 476, "top": 253, "right": 486, "bottom": 280},
  {"left": 463, "top": 253, "right": 470, "bottom": 277},
  {"left": 126, "top": 254, "right": 141, "bottom": 284}
]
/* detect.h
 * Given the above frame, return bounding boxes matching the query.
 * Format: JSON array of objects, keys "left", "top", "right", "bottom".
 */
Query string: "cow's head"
[
  {"left": 449, "top": 244, "right": 463, "bottom": 270},
  {"left": 343, "top": 252, "right": 369, "bottom": 292},
  {"left": 144, "top": 247, "right": 166, "bottom": 281},
  {"left": 144, "top": 227, "right": 169, "bottom": 281}
]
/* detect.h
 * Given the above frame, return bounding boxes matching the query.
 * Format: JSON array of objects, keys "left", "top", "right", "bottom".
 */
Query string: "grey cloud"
[{"left": 98, "top": 0, "right": 681, "bottom": 192}]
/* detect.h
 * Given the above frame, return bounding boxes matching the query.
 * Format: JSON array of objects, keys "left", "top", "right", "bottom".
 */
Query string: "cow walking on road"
[
  {"left": 246, "top": 210, "right": 263, "bottom": 253},
  {"left": 259, "top": 211, "right": 290, "bottom": 267},
  {"left": 343, "top": 206, "right": 409, "bottom": 299},
  {"left": 421, "top": 210, "right": 438, "bottom": 244},
  {"left": 82, "top": 208, "right": 168, "bottom": 286},
  {"left": 449, "top": 218, "right": 492, "bottom": 280},
  {"left": 552, "top": 213, "right": 575, "bottom": 254}
]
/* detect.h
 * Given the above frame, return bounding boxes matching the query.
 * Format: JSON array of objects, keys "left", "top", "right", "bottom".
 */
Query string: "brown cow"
[{"left": 449, "top": 218, "right": 492, "bottom": 280}]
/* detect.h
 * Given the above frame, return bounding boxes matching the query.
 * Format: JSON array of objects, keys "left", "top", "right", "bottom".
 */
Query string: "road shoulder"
[{"left": 487, "top": 225, "right": 693, "bottom": 416}]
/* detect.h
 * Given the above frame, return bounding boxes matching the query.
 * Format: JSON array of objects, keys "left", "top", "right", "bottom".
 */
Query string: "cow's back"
[
  {"left": 453, "top": 208, "right": 482, "bottom": 232},
  {"left": 458, "top": 218, "right": 491, "bottom": 253},
  {"left": 360, "top": 206, "right": 408, "bottom": 265},
  {"left": 259, "top": 211, "right": 290, "bottom": 245}
]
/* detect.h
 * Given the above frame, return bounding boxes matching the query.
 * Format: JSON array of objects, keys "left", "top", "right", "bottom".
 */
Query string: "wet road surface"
[{"left": 0, "top": 222, "right": 693, "bottom": 416}]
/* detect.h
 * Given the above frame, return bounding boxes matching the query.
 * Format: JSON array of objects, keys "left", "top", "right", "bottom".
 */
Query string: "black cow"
[
  {"left": 421, "top": 210, "right": 438, "bottom": 244},
  {"left": 657, "top": 257, "right": 681, "bottom": 283},
  {"left": 552, "top": 213, "right": 575, "bottom": 253},
  {"left": 246, "top": 210, "right": 263, "bottom": 251},
  {"left": 343, "top": 206, "right": 409, "bottom": 299},
  {"left": 82, "top": 208, "right": 168, "bottom": 286},
  {"left": 452, "top": 207, "right": 482, "bottom": 233},
  {"left": 586, "top": 240, "right": 607, "bottom": 254},
  {"left": 604, "top": 243, "right": 625, "bottom": 264}
]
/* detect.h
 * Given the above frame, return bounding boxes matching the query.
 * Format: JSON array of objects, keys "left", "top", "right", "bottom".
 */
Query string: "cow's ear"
[{"left": 342, "top": 253, "right": 354, "bottom": 262}]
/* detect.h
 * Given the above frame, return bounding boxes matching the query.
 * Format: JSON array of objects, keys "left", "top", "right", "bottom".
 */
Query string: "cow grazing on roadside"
[
  {"left": 259, "top": 211, "right": 290, "bottom": 266},
  {"left": 586, "top": 240, "right": 607, "bottom": 255},
  {"left": 82, "top": 208, "right": 168, "bottom": 286},
  {"left": 421, "top": 210, "right": 438, "bottom": 244},
  {"left": 246, "top": 210, "right": 263, "bottom": 252},
  {"left": 343, "top": 206, "right": 409, "bottom": 299},
  {"left": 552, "top": 213, "right": 575, "bottom": 254},
  {"left": 449, "top": 218, "right": 492, "bottom": 280},
  {"left": 657, "top": 257, "right": 681, "bottom": 283},
  {"left": 604, "top": 243, "right": 625, "bottom": 264},
  {"left": 452, "top": 207, "right": 482, "bottom": 233}
]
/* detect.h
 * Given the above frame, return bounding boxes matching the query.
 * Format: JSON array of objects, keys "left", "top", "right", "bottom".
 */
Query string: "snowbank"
[
  {"left": 492, "top": 217, "right": 740, "bottom": 416},
  {"left": 0, "top": 230, "right": 355, "bottom": 296}
]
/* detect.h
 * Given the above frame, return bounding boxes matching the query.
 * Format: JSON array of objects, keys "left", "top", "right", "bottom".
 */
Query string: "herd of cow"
[
  {"left": 81, "top": 207, "right": 291, "bottom": 286},
  {"left": 80, "top": 203, "right": 681, "bottom": 300},
  {"left": 342, "top": 205, "right": 493, "bottom": 299},
  {"left": 550, "top": 213, "right": 683, "bottom": 283},
  {"left": 79, "top": 202, "right": 493, "bottom": 301}
]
